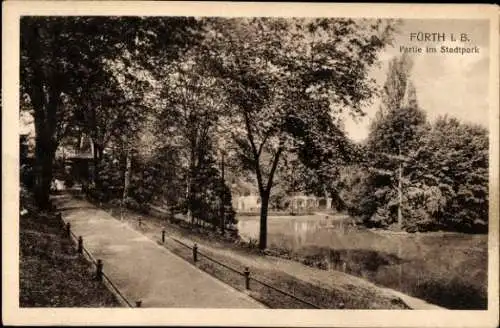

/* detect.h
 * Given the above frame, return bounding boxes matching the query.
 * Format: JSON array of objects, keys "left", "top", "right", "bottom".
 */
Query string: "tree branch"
[
  {"left": 266, "top": 139, "right": 284, "bottom": 193},
  {"left": 256, "top": 128, "right": 272, "bottom": 158},
  {"left": 243, "top": 109, "right": 264, "bottom": 193}
]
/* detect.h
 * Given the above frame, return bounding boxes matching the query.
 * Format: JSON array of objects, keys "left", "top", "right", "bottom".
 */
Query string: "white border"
[{"left": 3, "top": 2, "right": 499, "bottom": 327}]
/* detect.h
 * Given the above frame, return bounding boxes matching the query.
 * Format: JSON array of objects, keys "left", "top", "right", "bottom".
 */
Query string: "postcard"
[{"left": 3, "top": 2, "right": 498, "bottom": 327}]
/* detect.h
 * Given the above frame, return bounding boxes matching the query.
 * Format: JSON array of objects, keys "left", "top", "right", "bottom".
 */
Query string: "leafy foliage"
[
  {"left": 409, "top": 116, "right": 489, "bottom": 232},
  {"left": 23, "top": 16, "right": 485, "bottom": 245},
  {"left": 342, "top": 55, "right": 488, "bottom": 233},
  {"left": 205, "top": 18, "right": 396, "bottom": 248},
  {"left": 352, "top": 55, "right": 427, "bottom": 229},
  {"left": 20, "top": 16, "right": 202, "bottom": 207}
]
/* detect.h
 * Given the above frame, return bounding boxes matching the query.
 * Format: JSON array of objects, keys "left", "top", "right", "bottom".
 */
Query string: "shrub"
[
  {"left": 20, "top": 164, "right": 35, "bottom": 189},
  {"left": 417, "top": 276, "right": 486, "bottom": 309},
  {"left": 369, "top": 207, "right": 391, "bottom": 228}
]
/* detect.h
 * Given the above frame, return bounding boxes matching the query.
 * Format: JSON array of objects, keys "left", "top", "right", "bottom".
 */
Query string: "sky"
[{"left": 343, "top": 19, "right": 491, "bottom": 142}]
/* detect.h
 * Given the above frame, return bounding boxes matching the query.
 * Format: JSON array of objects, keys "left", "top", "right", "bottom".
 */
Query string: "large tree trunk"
[
  {"left": 24, "top": 22, "right": 62, "bottom": 209},
  {"left": 33, "top": 136, "right": 56, "bottom": 209},
  {"left": 258, "top": 191, "right": 270, "bottom": 250},
  {"left": 31, "top": 80, "right": 60, "bottom": 209},
  {"left": 256, "top": 146, "right": 283, "bottom": 250},
  {"left": 30, "top": 74, "right": 59, "bottom": 209}
]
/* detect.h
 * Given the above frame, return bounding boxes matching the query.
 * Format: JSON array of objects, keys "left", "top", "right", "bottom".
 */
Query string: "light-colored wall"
[
  {"left": 234, "top": 195, "right": 261, "bottom": 212},
  {"left": 233, "top": 194, "right": 332, "bottom": 212}
]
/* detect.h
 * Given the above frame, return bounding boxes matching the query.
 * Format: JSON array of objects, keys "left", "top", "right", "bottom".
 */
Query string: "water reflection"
[
  {"left": 236, "top": 214, "right": 488, "bottom": 310},
  {"left": 237, "top": 214, "right": 354, "bottom": 249}
]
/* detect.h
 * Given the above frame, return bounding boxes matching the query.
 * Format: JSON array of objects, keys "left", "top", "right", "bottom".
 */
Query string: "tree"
[
  {"left": 365, "top": 54, "right": 427, "bottom": 229},
  {"left": 73, "top": 70, "right": 142, "bottom": 187},
  {"left": 153, "top": 44, "right": 238, "bottom": 229},
  {"left": 208, "top": 18, "right": 396, "bottom": 249},
  {"left": 20, "top": 16, "right": 201, "bottom": 208},
  {"left": 293, "top": 123, "right": 362, "bottom": 212},
  {"left": 409, "top": 116, "right": 488, "bottom": 232}
]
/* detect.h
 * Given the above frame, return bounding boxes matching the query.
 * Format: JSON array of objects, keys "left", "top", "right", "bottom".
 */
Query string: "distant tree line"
[{"left": 337, "top": 55, "right": 489, "bottom": 233}]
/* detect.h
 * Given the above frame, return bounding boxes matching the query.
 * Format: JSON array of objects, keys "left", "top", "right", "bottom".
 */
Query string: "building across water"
[{"left": 233, "top": 193, "right": 333, "bottom": 213}]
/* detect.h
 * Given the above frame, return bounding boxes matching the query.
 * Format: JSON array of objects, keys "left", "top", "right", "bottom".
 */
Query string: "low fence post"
[
  {"left": 193, "top": 243, "right": 198, "bottom": 263},
  {"left": 136, "top": 300, "right": 142, "bottom": 308},
  {"left": 78, "top": 236, "right": 83, "bottom": 254},
  {"left": 65, "top": 222, "right": 71, "bottom": 238},
  {"left": 162, "top": 229, "right": 166, "bottom": 243},
  {"left": 96, "top": 259, "right": 103, "bottom": 281},
  {"left": 244, "top": 267, "right": 250, "bottom": 290}
]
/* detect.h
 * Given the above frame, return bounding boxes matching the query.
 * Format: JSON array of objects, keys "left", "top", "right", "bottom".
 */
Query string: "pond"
[
  {"left": 236, "top": 214, "right": 488, "bottom": 309},
  {"left": 237, "top": 214, "right": 397, "bottom": 253}
]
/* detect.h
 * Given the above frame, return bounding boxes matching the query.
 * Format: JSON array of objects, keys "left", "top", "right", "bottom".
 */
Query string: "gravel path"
[{"left": 51, "top": 194, "right": 266, "bottom": 308}]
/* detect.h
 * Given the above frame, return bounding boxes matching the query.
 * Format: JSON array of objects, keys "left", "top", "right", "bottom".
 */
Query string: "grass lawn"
[{"left": 20, "top": 190, "right": 120, "bottom": 307}]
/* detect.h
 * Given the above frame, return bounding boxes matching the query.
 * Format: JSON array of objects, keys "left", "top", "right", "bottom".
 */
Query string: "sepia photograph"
[{"left": 3, "top": 2, "right": 499, "bottom": 327}]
